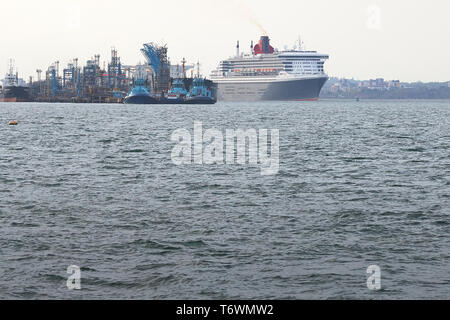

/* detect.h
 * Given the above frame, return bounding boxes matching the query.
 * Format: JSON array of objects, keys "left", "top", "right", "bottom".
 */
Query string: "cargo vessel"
[
  {"left": 210, "top": 36, "right": 329, "bottom": 101},
  {"left": 1, "top": 60, "right": 31, "bottom": 102}
]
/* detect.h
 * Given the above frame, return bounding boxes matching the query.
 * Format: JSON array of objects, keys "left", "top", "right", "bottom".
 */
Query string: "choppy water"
[{"left": 0, "top": 100, "right": 449, "bottom": 299}]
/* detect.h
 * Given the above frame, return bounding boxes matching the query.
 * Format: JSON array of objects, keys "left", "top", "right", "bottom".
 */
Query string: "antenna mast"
[
  {"left": 8, "top": 59, "right": 14, "bottom": 75},
  {"left": 181, "top": 58, "right": 186, "bottom": 78}
]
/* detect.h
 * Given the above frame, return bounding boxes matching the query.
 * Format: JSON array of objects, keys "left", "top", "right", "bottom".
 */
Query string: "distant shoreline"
[
  {"left": 319, "top": 97, "right": 450, "bottom": 101},
  {"left": 1, "top": 99, "right": 450, "bottom": 105},
  {"left": 321, "top": 78, "right": 450, "bottom": 100}
]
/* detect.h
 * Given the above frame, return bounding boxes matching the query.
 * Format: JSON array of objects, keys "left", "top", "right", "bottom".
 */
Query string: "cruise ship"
[{"left": 210, "top": 36, "right": 329, "bottom": 101}]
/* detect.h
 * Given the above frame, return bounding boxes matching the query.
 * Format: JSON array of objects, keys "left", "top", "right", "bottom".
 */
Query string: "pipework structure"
[{"left": 141, "top": 43, "right": 170, "bottom": 94}]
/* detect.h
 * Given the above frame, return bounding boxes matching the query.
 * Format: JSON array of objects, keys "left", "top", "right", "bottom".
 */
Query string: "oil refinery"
[{"left": 1, "top": 43, "right": 217, "bottom": 104}]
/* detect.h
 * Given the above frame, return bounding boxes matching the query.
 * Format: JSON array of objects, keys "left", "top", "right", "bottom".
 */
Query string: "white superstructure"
[
  {"left": 210, "top": 36, "right": 329, "bottom": 101},
  {"left": 1, "top": 59, "right": 28, "bottom": 89},
  {"left": 211, "top": 37, "right": 328, "bottom": 82}
]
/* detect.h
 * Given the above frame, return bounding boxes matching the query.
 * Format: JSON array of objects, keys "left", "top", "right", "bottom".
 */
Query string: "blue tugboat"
[
  {"left": 124, "top": 79, "right": 158, "bottom": 104},
  {"left": 185, "top": 77, "right": 217, "bottom": 104},
  {"left": 164, "top": 78, "right": 188, "bottom": 104}
]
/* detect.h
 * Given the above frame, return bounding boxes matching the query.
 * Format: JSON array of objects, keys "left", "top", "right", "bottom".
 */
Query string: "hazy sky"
[{"left": 1, "top": 0, "right": 449, "bottom": 82}]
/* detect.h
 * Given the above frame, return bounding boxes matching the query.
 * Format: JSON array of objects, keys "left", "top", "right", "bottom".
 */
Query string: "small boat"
[
  {"left": 185, "top": 77, "right": 217, "bottom": 104},
  {"left": 124, "top": 79, "right": 158, "bottom": 104},
  {"left": 163, "top": 78, "right": 188, "bottom": 104}
]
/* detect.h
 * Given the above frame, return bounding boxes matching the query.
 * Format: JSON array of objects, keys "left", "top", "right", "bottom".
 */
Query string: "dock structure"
[{"left": 23, "top": 43, "right": 216, "bottom": 104}]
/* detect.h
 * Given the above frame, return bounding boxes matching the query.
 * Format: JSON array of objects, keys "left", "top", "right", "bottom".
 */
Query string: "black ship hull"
[
  {"left": 185, "top": 96, "right": 217, "bottom": 104},
  {"left": 1, "top": 86, "right": 31, "bottom": 102},
  {"left": 161, "top": 97, "right": 186, "bottom": 104},
  {"left": 123, "top": 94, "right": 158, "bottom": 104}
]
